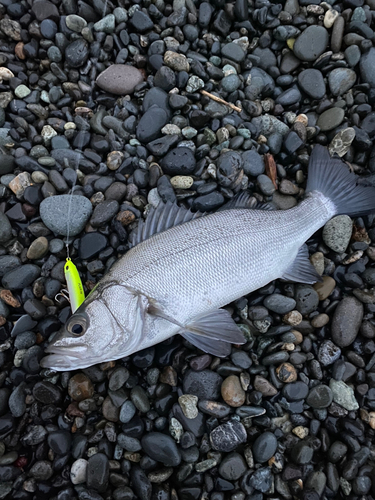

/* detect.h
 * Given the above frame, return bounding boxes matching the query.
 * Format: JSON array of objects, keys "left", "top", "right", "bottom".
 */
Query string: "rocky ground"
[{"left": 0, "top": 0, "right": 374, "bottom": 499}]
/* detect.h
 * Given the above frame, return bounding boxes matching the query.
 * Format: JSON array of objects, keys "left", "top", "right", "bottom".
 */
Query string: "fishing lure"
[{"left": 56, "top": 258, "right": 85, "bottom": 313}]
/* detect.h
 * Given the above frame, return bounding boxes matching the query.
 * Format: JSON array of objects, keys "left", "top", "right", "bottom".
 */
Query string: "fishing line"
[{"left": 59, "top": 0, "right": 110, "bottom": 311}]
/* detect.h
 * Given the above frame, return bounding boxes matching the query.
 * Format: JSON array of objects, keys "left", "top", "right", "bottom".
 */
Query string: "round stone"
[
  {"left": 218, "top": 453, "right": 247, "bottom": 480},
  {"left": 252, "top": 432, "right": 278, "bottom": 463},
  {"left": 26, "top": 237, "right": 49, "bottom": 260},
  {"left": 65, "top": 14, "right": 87, "bottom": 32},
  {"left": 263, "top": 294, "right": 296, "bottom": 314},
  {"left": 328, "top": 68, "right": 356, "bottom": 96},
  {"left": 316, "top": 107, "right": 345, "bottom": 132},
  {"left": 293, "top": 26, "right": 329, "bottom": 62},
  {"left": 276, "top": 363, "right": 297, "bottom": 383},
  {"left": 298, "top": 69, "right": 326, "bottom": 99},
  {"left": 68, "top": 374, "right": 94, "bottom": 402},
  {"left": 70, "top": 459, "right": 88, "bottom": 485},
  {"left": 96, "top": 65, "right": 144, "bottom": 95},
  {"left": 162, "top": 147, "right": 196, "bottom": 176},
  {"left": 221, "top": 375, "right": 246, "bottom": 408},
  {"left": 306, "top": 385, "right": 333, "bottom": 409}
]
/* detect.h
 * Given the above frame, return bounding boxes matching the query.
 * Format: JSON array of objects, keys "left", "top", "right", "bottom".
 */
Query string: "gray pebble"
[{"left": 40, "top": 195, "right": 92, "bottom": 236}]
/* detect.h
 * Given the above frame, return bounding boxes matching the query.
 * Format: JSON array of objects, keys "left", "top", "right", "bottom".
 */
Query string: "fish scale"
[{"left": 109, "top": 194, "right": 333, "bottom": 323}]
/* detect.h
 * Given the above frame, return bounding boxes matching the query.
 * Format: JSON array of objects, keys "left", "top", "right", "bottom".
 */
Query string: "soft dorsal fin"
[
  {"left": 218, "top": 191, "right": 276, "bottom": 211},
  {"left": 129, "top": 201, "right": 204, "bottom": 247},
  {"left": 282, "top": 245, "right": 323, "bottom": 284}
]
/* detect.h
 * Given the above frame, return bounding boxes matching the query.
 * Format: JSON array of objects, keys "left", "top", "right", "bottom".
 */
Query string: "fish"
[{"left": 41, "top": 146, "right": 375, "bottom": 371}]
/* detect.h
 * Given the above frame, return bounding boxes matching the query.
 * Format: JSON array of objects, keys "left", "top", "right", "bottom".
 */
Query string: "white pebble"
[
  {"left": 170, "top": 176, "right": 194, "bottom": 190},
  {"left": 70, "top": 459, "right": 88, "bottom": 485}
]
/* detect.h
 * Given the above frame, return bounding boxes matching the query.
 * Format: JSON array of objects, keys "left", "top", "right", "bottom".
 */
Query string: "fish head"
[{"left": 41, "top": 282, "right": 145, "bottom": 371}]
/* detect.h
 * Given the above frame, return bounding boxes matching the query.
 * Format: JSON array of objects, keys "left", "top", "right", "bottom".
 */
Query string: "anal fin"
[
  {"left": 179, "top": 309, "right": 246, "bottom": 357},
  {"left": 282, "top": 245, "right": 323, "bottom": 284}
]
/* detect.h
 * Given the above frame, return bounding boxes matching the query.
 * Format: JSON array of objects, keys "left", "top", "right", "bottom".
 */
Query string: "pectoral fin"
[
  {"left": 282, "top": 245, "right": 323, "bottom": 284},
  {"left": 181, "top": 332, "right": 232, "bottom": 357},
  {"left": 179, "top": 309, "right": 246, "bottom": 357}
]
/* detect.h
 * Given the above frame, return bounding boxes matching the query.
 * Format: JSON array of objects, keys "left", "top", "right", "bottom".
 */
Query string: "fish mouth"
[
  {"left": 41, "top": 343, "right": 89, "bottom": 371},
  {"left": 40, "top": 354, "right": 85, "bottom": 371},
  {"left": 44, "top": 344, "right": 87, "bottom": 355}
]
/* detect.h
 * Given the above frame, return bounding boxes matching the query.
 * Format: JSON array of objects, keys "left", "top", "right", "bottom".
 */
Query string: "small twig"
[{"left": 200, "top": 90, "right": 242, "bottom": 113}]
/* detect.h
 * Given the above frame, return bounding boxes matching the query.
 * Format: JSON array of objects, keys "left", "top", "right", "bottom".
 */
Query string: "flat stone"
[
  {"left": 328, "top": 68, "right": 356, "bottom": 96},
  {"left": 360, "top": 47, "right": 375, "bottom": 87},
  {"left": 322, "top": 215, "right": 352, "bottom": 252},
  {"left": 0, "top": 212, "right": 12, "bottom": 244},
  {"left": 329, "top": 127, "right": 356, "bottom": 157},
  {"left": 183, "top": 370, "right": 222, "bottom": 400},
  {"left": 294, "top": 26, "right": 329, "bottom": 62},
  {"left": 298, "top": 69, "right": 326, "bottom": 100},
  {"left": 141, "top": 433, "right": 181, "bottom": 466},
  {"left": 2, "top": 265, "right": 40, "bottom": 290},
  {"left": 331, "top": 296, "right": 363, "bottom": 347},
  {"left": 40, "top": 195, "right": 92, "bottom": 236},
  {"left": 221, "top": 42, "right": 246, "bottom": 63},
  {"left": 136, "top": 105, "right": 169, "bottom": 143},
  {"left": 210, "top": 420, "right": 247, "bottom": 452},
  {"left": 264, "top": 294, "right": 296, "bottom": 314},
  {"left": 330, "top": 379, "right": 359, "bottom": 411},
  {"left": 252, "top": 432, "right": 278, "bottom": 463},
  {"left": 317, "top": 107, "right": 345, "bottom": 132},
  {"left": 306, "top": 385, "right": 333, "bottom": 409},
  {"left": 96, "top": 65, "right": 144, "bottom": 95},
  {"left": 221, "top": 375, "right": 246, "bottom": 407}
]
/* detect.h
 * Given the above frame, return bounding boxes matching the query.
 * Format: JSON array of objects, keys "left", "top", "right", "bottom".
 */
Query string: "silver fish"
[{"left": 41, "top": 146, "right": 375, "bottom": 371}]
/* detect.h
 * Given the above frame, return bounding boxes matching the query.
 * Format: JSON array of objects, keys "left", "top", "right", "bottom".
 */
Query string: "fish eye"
[
  {"left": 71, "top": 324, "right": 83, "bottom": 334},
  {"left": 67, "top": 315, "right": 87, "bottom": 336}
]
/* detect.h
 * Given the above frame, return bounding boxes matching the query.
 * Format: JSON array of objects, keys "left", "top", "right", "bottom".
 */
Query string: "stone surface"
[
  {"left": 322, "top": 215, "right": 352, "bottom": 253},
  {"left": 40, "top": 195, "right": 92, "bottom": 236},
  {"left": 331, "top": 297, "right": 363, "bottom": 347},
  {"left": 293, "top": 26, "right": 329, "bottom": 62},
  {"left": 96, "top": 65, "right": 144, "bottom": 95}
]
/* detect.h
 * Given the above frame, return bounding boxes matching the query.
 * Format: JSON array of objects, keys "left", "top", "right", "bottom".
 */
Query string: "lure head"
[{"left": 41, "top": 281, "right": 146, "bottom": 371}]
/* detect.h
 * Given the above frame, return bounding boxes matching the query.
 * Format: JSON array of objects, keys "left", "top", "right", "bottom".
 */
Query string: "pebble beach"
[{"left": 0, "top": 0, "right": 374, "bottom": 499}]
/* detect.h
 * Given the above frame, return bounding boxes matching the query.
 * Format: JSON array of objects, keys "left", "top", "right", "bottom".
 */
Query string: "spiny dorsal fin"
[
  {"left": 129, "top": 201, "right": 204, "bottom": 248},
  {"left": 282, "top": 245, "right": 323, "bottom": 284}
]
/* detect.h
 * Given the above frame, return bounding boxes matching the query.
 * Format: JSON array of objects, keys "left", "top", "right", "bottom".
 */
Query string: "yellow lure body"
[{"left": 64, "top": 258, "right": 85, "bottom": 313}]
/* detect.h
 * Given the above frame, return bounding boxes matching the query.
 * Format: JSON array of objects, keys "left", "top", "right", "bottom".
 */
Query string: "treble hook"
[{"left": 55, "top": 289, "right": 70, "bottom": 304}]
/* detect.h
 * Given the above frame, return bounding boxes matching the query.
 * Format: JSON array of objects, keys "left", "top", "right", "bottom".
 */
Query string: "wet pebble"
[{"left": 252, "top": 432, "right": 278, "bottom": 463}]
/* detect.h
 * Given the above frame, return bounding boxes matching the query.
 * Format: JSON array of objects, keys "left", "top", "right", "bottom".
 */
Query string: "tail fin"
[{"left": 306, "top": 145, "right": 375, "bottom": 217}]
